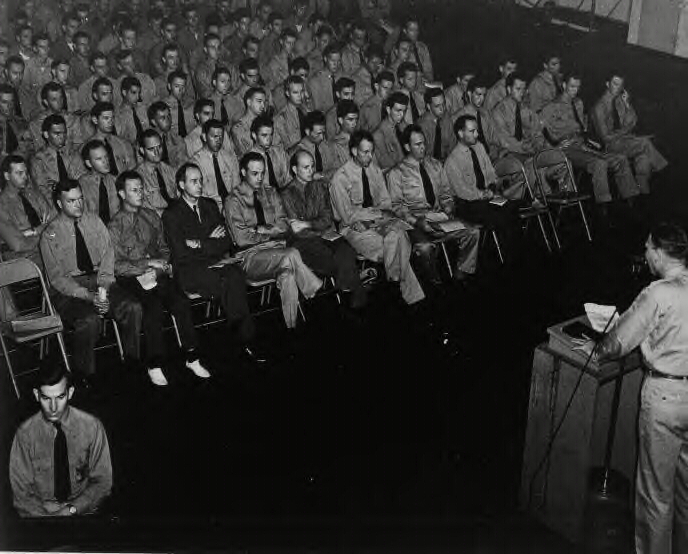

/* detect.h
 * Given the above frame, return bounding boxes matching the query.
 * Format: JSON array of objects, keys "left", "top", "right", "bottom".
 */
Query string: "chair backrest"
[
  {"left": 494, "top": 156, "right": 527, "bottom": 179},
  {"left": 0, "top": 259, "right": 56, "bottom": 321},
  {"left": 533, "top": 148, "right": 568, "bottom": 169}
]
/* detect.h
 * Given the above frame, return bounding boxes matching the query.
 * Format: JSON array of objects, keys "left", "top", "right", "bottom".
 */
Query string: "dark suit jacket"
[{"left": 162, "top": 196, "right": 236, "bottom": 282}]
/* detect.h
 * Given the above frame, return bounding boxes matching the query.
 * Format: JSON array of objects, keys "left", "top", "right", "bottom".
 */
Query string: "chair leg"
[
  {"left": 111, "top": 319, "right": 124, "bottom": 362},
  {"left": 267, "top": 284, "right": 273, "bottom": 304},
  {"left": 492, "top": 231, "right": 505, "bottom": 264},
  {"left": 297, "top": 301, "right": 306, "bottom": 322},
  {"left": 56, "top": 332, "right": 71, "bottom": 373},
  {"left": 547, "top": 210, "right": 562, "bottom": 250},
  {"left": 171, "top": 314, "right": 182, "bottom": 348},
  {"left": 330, "top": 277, "right": 341, "bottom": 305},
  {"left": 440, "top": 242, "right": 453, "bottom": 278},
  {"left": 536, "top": 215, "right": 552, "bottom": 253},
  {"left": 578, "top": 201, "right": 593, "bottom": 242},
  {"left": 0, "top": 332, "right": 20, "bottom": 398}
]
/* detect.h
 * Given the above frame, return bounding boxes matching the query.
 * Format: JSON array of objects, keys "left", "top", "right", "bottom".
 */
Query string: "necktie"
[
  {"left": 112, "top": 124, "right": 118, "bottom": 136},
  {"left": 476, "top": 111, "right": 486, "bottom": 146},
  {"left": 20, "top": 192, "right": 41, "bottom": 228},
  {"left": 612, "top": 98, "right": 622, "bottom": 130},
  {"left": 5, "top": 120, "right": 19, "bottom": 154},
  {"left": 330, "top": 74, "right": 336, "bottom": 105},
  {"left": 177, "top": 100, "right": 187, "bottom": 137},
  {"left": 361, "top": 167, "right": 373, "bottom": 208},
  {"left": 381, "top": 103, "right": 386, "bottom": 123},
  {"left": 12, "top": 88, "right": 23, "bottom": 119},
  {"left": 220, "top": 101, "right": 229, "bottom": 127},
  {"left": 74, "top": 220, "right": 94, "bottom": 274},
  {"left": 571, "top": 99, "right": 585, "bottom": 131},
  {"left": 395, "top": 126, "right": 404, "bottom": 151},
  {"left": 419, "top": 161, "right": 436, "bottom": 207},
  {"left": 155, "top": 167, "right": 172, "bottom": 205},
  {"left": 411, "top": 42, "right": 423, "bottom": 76},
  {"left": 161, "top": 135, "right": 170, "bottom": 164},
  {"left": 297, "top": 108, "right": 306, "bottom": 138},
  {"left": 103, "top": 138, "right": 119, "bottom": 175},
  {"left": 99, "top": 177, "right": 110, "bottom": 224},
  {"left": 193, "top": 204, "right": 201, "bottom": 223},
  {"left": 314, "top": 144, "right": 323, "bottom": 173},
  {"left": 433, "top": 118, "right": 442, "bottom": 160},
  {"left": 265, "top": 152, "right": 278, "bottom": 190},
  {"left": 253, "top": 190, "right": 267, "bottom": 226},
  {"left": 469, "top": 146, "right": 486, "bottom": 191},
  {"left": 56, "top": 151, "right": 69, "bottom": 182},
  {"left": 132, "top": 105, "right": 143, "bottom": 142},
  {"left": 53, "top": 422, "right": 71, "bottom": 503},
  {"left": 212, "top": 153, "right": 229, "bottom": 200},
  {"left": 409, "top": 93, "right": 419, "bottom": 122},
  {"left": 514, "top": 103, "right": 523, "bottom": 141}
]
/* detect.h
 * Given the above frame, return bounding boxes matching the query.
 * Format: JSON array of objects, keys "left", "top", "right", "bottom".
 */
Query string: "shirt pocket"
[{"left": 33, "top": 455, "right": 57, "bottom": 498}]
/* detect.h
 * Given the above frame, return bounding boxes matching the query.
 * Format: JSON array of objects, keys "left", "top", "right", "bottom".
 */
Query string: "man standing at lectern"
[{"left": 596, "top": 222, "right": 688, "bottom": 554}]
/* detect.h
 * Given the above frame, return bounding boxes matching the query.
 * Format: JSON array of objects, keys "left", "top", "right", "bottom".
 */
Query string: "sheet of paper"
[
  {"left": 489, "top": 197, "right": 508, "bottom": 207},
  {"left": 584, "top": 303, "right": 619, "bottom": 333},
  {"left": 437, "top": 220, "right": 467, "bottom": 233},
  {"left": 136, "top": 270, "right": 158, "bottom": 290},
  {"left": 321, "top": 229, "right": 342, "bottom": 242},
  {"left": 424, "top": 212, "right": 449, "bottom": 223}
]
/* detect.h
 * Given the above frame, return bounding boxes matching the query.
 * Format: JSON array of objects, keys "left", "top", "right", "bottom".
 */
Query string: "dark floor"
[{"left": 1, "top": 1, "right": 686, "bottom": 551}]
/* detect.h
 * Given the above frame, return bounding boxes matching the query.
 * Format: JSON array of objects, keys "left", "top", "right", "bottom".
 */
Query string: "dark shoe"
[{"left": 241, "top": 344, "right": 268, "bottom": 366}]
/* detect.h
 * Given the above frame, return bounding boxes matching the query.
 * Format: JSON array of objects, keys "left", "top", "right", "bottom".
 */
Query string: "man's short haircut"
[
  {"left": 349, "top": 20, "right": 366, "bottom": 35},
  {"left": 161, "top": 43, "right": 179, "bottom": 59},
  {"left": 454, "top": 114, "right": 477, "bottom": 136},
  {"left": 212, "top": 66, "right": 232, "bottom": 82},
  {"left": 40, "top": 82, "right": 64, "bottom": 103},
  {"left": 114, "top": 49, "right": 134, "bottom": 64},
  {"left": 239, "top": 57, "right": 259, "bottom": 75},
  {"left": 115, "top": 169, "right": 142, "bottom": 192},
  {"left": 289, "top": 149, "right": 312, "bottom": 173},
  {"left": 51, "top": 58, "right": 70, "bottom": 71},
  {"left": 564, "top": 71, "right": 582, "bottom": 84},
  {"left": 401, "top": 123, "right": 423, "bottom": 148},
  {"left": 337, "top": 99, "right": 359, "bottom": 119},
  {"left": 176, "top": 162, "right": 201, "bottom": 187},
  {"left": 234, "top": 7, "right": 251, "bottom": 20},
  {"left": 242, "top": 35, "right": 259, "bottom": 50},
  {"left": 147, "top": 7, "right": 163, "bottom": 21},
  {"left": 62, "top": 10, "right": 80, "bottom": 26},
  {"left": 0, "top": 83, "right": 15, "bottom": 96},
  {"left": 92, "top": 77, "right": 113, "bottom": 96},
  {"left": 349, "top": 129, "right": 374, "bottom": 152},
  {"left": 33, "top": 33, "right": 50, "bottom": 47},
  {"left": 202, "top": 118, "right": 224, "bottom": 135},
  {"left": 280, "top": 28, "right": 297, "bottom": 42},
  {"left": 167, "top": 69, "right": 188, "bottom": 86},
  {"left": 250, "top": 114, "right": 273, "bottom": 137},
  {"left": 466, "top": 79, "right": 488, "bottom": 93},
  {"left": 304, "top": 110, "right": 326, "bottom": 132},
  {"left": 375, "top": 71, "right": 395, "bottom": 87},
  {"left": 6, "top": 55, "right": 25, "bottom": 69},
  {"left": 289, "top": 56, "right": 309, "bottom": 74},
  {"left": 34, "top": 359, "right": 71, "bottom": 390},
  {"left": 42, "top": 113, "right": 67, "bottom": 134},
  {"left": 323, "top": 43, "right": 342, "bottom": 59},
  {"left": 52, "top": 178, "right": 81, "bottom": 207},
  {"left": 1, "top": 154, "right": 27, "bottom": 177},
  {"left": 315, "top": 25, "right": 333, "bottom": 39},
  {"left": 505, "top": 72, "right": 527, "bottom": 89},
  {"left": 121, "top": 76, "right": 141, "bottom": 94},
  {"left": 138, "top": 128, "right": 162, "bottom": 148},
  {"left": 386, "top": 91, "right": 409, "bottom": 110},
  {"left": 365, "top": 44, "right": 384, "bottom": 62},
  {"left": 283, "top": 75, "right": 304, "bottom": 93},
  {"left": 80, "top": 139, "right": 106, "bottom": 164},
  {"left": 194, "top": 98, "right": 214, "bottom": 116},
  {"left": 243, "top": 86, "right": 266, "bottom": 105},
  {"left": 240, "top": 151, "right": 265, "bottom": 172},
  {"left": 334, "top": 77, "right": 355, "bottom": 95},
  {"left": 204, "top": 32, "right": 220, "bottom": 47},
  {"left": 73, "top": 30, "right": 90, "bottom": 43},
  {"left": 91, "top": 101, "right": 115, "bottom": 119},
  {"left": 395, "top": 35, "right": 412, "bottom": 49},
  {"left": 424, "top": 87, "right": 444, "bottom": 105},
  {"left": 396, "top": 61, "right": 418, "bottom": 82},
  {"left": 89, "top": 51, "right": 107, "bottom": 66},
  {"left": 147, "top": 100, "right": 169, "bottom": 123},
  {"left": 649, "top": 222, "right": 688, "bottom": 264}
]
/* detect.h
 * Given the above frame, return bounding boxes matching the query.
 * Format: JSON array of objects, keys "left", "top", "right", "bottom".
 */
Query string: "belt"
[{"left": 647, "top": 369, "right": 688, "bottom": 381}]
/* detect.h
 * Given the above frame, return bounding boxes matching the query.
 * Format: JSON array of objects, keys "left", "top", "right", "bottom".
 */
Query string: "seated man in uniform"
[
  {"left": 282, "top": 150, "right": 367, "bottom": 309},
  {"left": 40, "top": 178, "right": 143, "bottom": 383},
  {"left": 9, "top": 363, "right": 112, "bottom": 517},
  {"left": 331, "top": 130, "right": 425, "bottom": 306},
  {"left": 373, "top": 91, "right": 408, "bottom": 172},
  {"left": 109, "top": 170, "right": 211, "bottom": 386},
  {"left": 224, "top": 152, "right": 322, "bottom": 329},
  {"left": 419, "top": 87, "right": 456, "bottom": 163},
  {"left": 249, "top": 115, "right": 290, "bottom": 191},
  {"left": 388, "top": 125, "right": 480, "bottom": 285},
  {"left": 591, "top": 73, "right": 667, "bottom": 197}
]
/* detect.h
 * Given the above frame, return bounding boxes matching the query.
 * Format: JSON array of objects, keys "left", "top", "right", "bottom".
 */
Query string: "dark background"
[{"left": 1, "top": 0, "right": 686, "bottom": 550}]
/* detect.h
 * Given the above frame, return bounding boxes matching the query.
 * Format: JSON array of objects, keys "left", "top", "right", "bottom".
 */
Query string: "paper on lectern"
[{"left": 584, "top": 303, "right": 619, "bottom": 333}]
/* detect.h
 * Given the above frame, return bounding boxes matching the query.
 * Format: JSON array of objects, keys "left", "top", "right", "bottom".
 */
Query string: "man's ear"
[
  {"left": 33, "top": 388, "right": 40, "bottom": 403},
  {"left": 67, "top": 386, "right": 75, "bottom": 401}
]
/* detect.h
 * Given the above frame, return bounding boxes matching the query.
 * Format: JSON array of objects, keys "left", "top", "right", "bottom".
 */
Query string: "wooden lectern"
[{"left": 520, "top": 316, "right": 643, "bottom": 544}]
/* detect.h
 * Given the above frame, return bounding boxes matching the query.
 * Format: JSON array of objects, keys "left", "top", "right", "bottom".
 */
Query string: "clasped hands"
[{"left": 186, "top": 225, "right": 227, "bottom": 249}]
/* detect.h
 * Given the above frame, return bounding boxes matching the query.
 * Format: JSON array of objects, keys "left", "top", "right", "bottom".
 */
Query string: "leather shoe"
[{"left": 241, "top": 345, "right": 268, "bottom": 365}]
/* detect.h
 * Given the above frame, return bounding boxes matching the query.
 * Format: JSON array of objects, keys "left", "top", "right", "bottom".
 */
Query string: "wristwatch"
[{"left": 67, "top": 504, "right": 77, "bottom": 515}]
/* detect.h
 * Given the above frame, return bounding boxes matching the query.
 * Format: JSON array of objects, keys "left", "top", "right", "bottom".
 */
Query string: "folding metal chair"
[
  {"left": 494, "top": 155, "right": 556, "bottom": 253},
  {"left": 533, "top": 148, "right": 593, "bottom": 246},
  {"left": 0, "top": 258, "right": 71, "bottom": 398}
]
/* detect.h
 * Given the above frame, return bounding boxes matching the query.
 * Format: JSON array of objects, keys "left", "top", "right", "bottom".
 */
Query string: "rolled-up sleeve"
[{"left": 610, "top": 286, "right": 659, "bottom": 356}]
